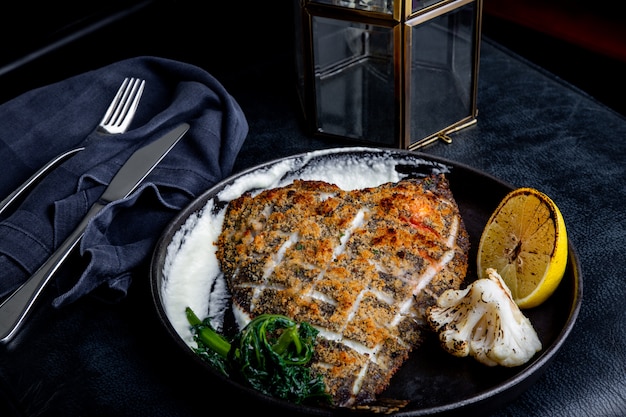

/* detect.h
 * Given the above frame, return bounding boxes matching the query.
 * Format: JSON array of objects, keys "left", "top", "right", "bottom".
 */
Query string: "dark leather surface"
[
  {"left": 0, "top": 0, "right": 154, "bottom": 73},
  {"left": 0, "top": 2, "right": 625, "bottom": 416}
]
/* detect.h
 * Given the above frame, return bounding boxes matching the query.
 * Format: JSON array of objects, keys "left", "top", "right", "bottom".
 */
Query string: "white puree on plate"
[{"left": 161, "top": 148, "right": 448, "bottom": 346}]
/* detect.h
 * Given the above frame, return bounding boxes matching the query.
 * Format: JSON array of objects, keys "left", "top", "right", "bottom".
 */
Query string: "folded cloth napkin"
[{"left": 0, "top": 56, "right": 248, "bottom": 307}]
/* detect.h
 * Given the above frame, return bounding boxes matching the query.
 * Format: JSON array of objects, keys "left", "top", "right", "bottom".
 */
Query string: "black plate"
[{"left": 150, "top": 148, "right": 582, "bottom": 416}]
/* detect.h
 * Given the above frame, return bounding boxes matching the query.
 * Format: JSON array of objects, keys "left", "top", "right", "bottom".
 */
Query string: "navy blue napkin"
[{"left": 0, "top": 56, "right": 248, "bottom": 307}]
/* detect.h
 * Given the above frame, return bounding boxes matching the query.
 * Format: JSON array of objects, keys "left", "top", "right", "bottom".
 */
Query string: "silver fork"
[
  {"left": 0, "top": 77, "right": 145, "bottom": 216},
  {"left": 97, "top": 77, "right": 145, "bottom": 134}
]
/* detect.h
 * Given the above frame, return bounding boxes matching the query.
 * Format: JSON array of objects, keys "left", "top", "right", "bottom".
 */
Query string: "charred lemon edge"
[{"left": 476, "top": 187, "right": 568, "bottom": 309}]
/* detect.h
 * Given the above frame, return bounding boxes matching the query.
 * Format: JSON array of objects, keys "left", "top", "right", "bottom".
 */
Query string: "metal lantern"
[{"left": 294, "top": 0, "right": 482, "bottom": 149}]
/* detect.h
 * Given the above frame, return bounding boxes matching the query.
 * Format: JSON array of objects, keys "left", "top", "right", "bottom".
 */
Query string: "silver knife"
[{"left": 0, "top": 122, "right": 190, "bottom": 343}]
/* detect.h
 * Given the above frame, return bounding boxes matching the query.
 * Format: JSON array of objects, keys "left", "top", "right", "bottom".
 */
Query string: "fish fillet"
[{"left": 216, "top": 174, "right": 470, "bottom": 407}]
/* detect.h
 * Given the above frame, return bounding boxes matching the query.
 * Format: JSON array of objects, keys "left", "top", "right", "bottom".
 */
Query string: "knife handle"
[{"left": 0, "top": 202, "right": 105, "bottom": 343}]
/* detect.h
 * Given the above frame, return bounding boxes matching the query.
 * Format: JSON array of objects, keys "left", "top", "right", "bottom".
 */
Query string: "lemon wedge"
[{"left": 477, "top": 187, "right": 568, "bottom": 309}]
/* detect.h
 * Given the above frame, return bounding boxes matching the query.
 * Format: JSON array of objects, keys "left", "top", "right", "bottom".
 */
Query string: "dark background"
[{"left": 1, "top": 0, "right": 625, "bottom": 117}]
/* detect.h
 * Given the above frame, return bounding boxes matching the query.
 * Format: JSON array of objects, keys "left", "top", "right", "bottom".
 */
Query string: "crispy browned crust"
[{"left": 216, "top": 174, "right": 469, "bottom": 407}]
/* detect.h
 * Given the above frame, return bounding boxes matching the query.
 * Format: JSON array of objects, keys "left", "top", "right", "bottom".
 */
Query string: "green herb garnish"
[{"left": 186, "top": 307, "right": 331, "bottom": 405}]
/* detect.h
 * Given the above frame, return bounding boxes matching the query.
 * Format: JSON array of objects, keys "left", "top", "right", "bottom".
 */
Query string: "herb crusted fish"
[{"left": 216, "top": 174, "right": 470, "bottom": 407}]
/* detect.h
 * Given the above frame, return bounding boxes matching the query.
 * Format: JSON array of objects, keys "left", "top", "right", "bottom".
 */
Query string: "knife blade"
[{"left": 0, "top": 122, "right": 190, "bottom": 343}]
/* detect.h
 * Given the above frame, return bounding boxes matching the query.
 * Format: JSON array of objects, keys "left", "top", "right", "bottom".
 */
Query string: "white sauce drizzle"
[{"left": 249, "top": 232, "right": 298, "bottom": 311}]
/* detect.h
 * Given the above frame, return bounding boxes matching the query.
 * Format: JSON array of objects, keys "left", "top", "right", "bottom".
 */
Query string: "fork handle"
[
  {"left": 0, "top": 147, "right": 85, "bottom": 217},
  {"left": 0, "top": 202, "right": 105, "bottom": 343}
]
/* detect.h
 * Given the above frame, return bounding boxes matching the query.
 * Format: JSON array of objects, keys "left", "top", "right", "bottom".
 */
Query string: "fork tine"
[
  {"left": 99, "top": 77, "right": 145, "bottom": 134},
  {"left": 100, "top": 77, "right": 131, "bottom": 126},
  {"left": 109, "top": 78, "right": 142, "bottom": 128},
  {"left": 119, "top": 79, "right": 145, "bottom": 131}
]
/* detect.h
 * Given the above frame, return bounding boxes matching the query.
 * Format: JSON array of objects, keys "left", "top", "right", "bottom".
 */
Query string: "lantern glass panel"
[
  {"left": 312, "top": 16, "right": 396, "bottom": 145},
  {"left": 409, "top": 2, "right": 476, "bottom": 141},
  {"left": 412, "top": 0, "right": 449, "bottom": 13},
  {"left": 311, "top": 0, "right": 393, "bottom": 13}
]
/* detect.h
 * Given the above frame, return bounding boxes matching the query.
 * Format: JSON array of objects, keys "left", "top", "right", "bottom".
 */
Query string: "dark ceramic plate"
[{"left": 150, "top": 148, "right": 582, "bottom": 416}]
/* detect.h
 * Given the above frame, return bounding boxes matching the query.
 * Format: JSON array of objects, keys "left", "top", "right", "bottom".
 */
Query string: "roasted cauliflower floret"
[{"left": 426, "top": 268, "right": 542, "bottom": 367}]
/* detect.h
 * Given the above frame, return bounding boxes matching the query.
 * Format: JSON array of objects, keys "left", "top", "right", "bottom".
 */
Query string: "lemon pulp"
[{"left": 477, "top": 188, "right": 568, "bottom": 309}]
